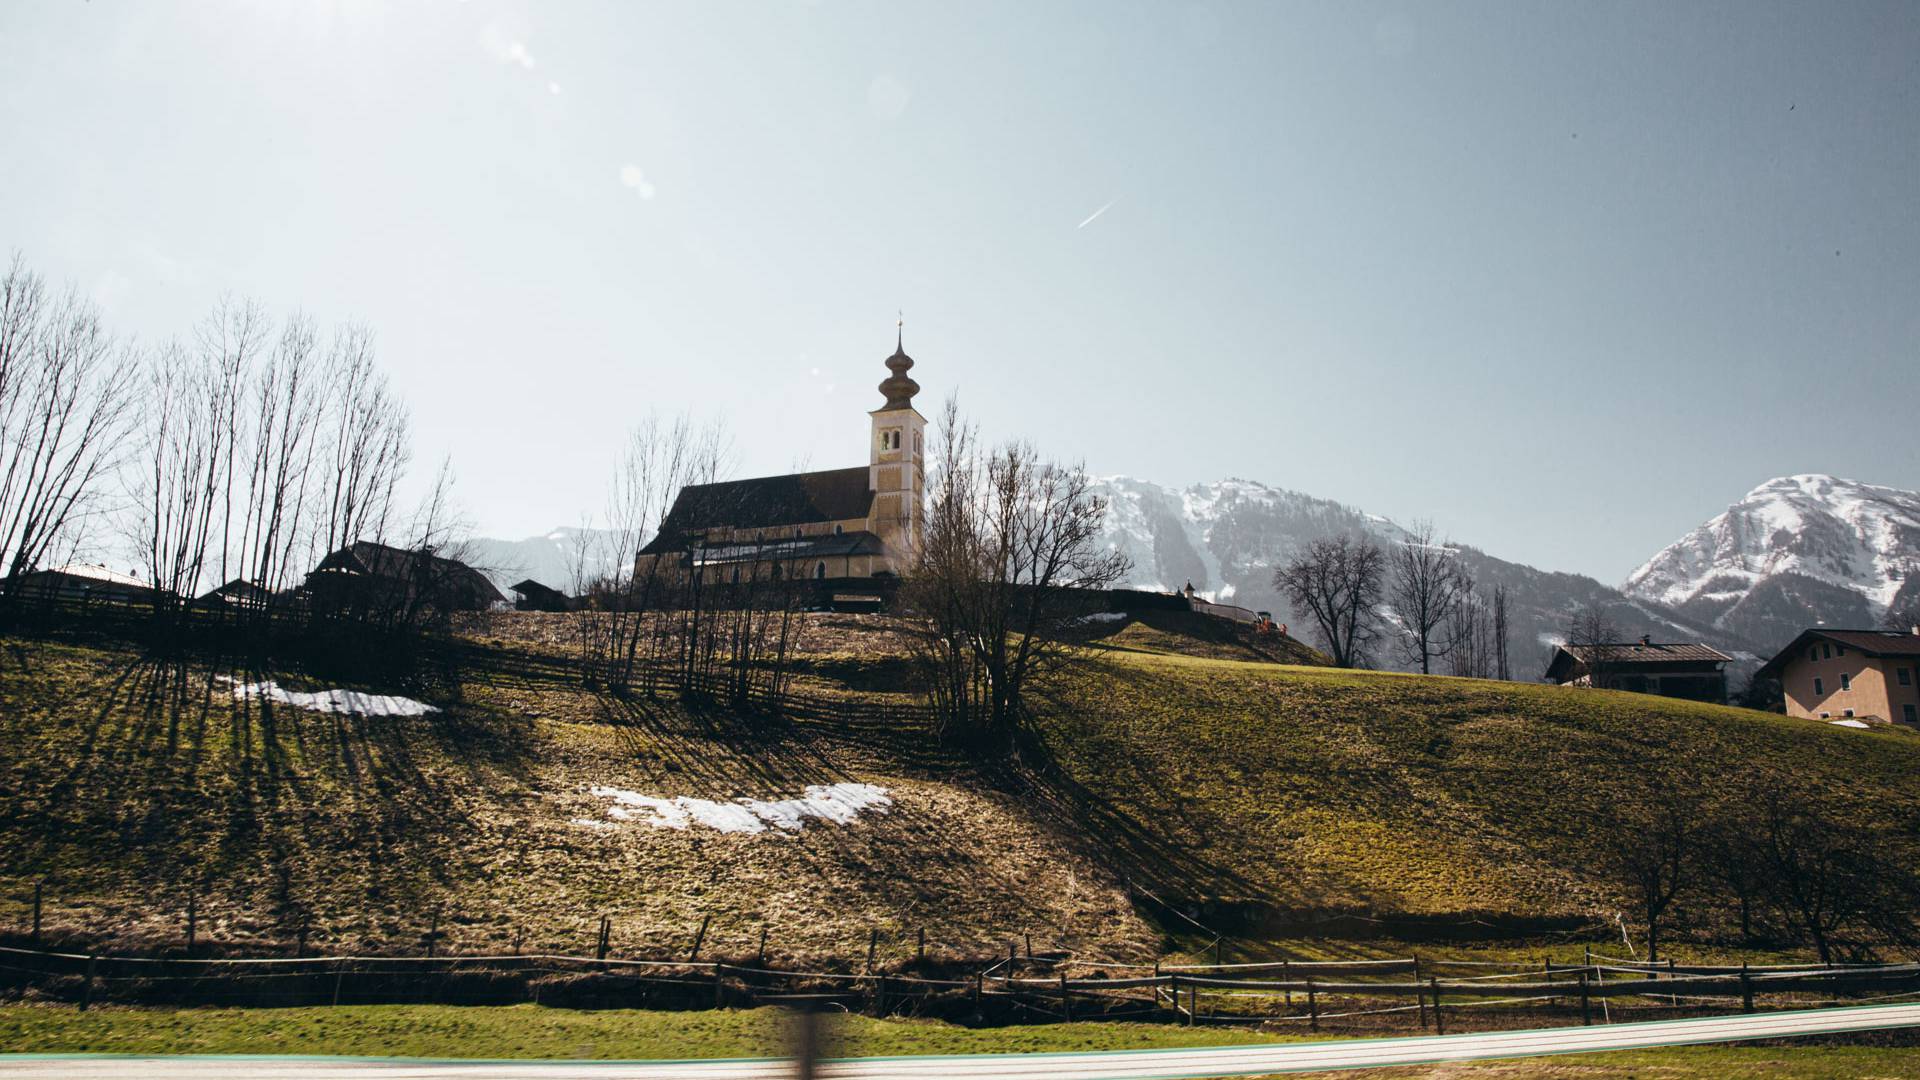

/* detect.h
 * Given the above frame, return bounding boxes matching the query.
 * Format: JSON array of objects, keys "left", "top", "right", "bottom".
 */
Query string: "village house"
[
  {"left": 305, "top": 540, "right": 504, "bottom": 616},
  {"left": 636, "top": 328, "right": 926, "bottom": 587},
  {"left": 1542, "top": 636, "right": 1732, "bottom": 703},
  {"left": 1755, "top": 626, "right": 1920, "bottom": 727}
]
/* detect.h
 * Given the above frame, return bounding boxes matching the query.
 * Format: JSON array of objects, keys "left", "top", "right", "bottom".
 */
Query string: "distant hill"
[
  {"left": 1090, "top": 476, "right": 1765, "bottom": 677},
  {"left": 462, "top": 526, "right": 623, "bottom": 594},
  {"left": 1624, "top": 474, "right": 1920, "bottom": 650}
]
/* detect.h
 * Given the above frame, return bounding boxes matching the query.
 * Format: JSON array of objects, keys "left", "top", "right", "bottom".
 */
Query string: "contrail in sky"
[{"left": 1077, "top": 196, "right": 1121, "bottom": 229}]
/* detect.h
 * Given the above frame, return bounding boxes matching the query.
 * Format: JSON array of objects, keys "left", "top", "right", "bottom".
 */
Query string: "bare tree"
[
  {"left": 1492, "top": 583, "right": 1511, "bottom": 680},
  {"left": 579, "top": 413, "right": 728, "bottom": 694},
  {"left": 1593, "top": 782, "right": 1701, "bottom": 963},
  {"left": 317, "top": 326, "right": 409, "bottom": 560},
  {"left": 1272, "top": 534, "right": 1384, "bottom": 668},
  {"left": 1446, "top": 580, "right": 1494, "bottom": 678},
  {"left": 0, "top": 258, "right": 140, "bottom": 608},
  {"left": 904, "top": 396, "right": 1131, "bottom": 749},
  {"left": 1564, "top": 603, "right": 1622, "bottom": 688},
  {"left": 1389, "top": 520, "right": 1469, "bottom": 674}
]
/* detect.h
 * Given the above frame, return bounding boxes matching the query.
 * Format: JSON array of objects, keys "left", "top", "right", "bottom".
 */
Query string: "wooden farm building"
[{"left": 1543, "top": 636, "right": 1732, "bottom": 703}]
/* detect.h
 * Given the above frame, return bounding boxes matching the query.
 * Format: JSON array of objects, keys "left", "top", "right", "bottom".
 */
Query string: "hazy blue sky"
[{"left": 2, "top": 1, "right": 1914, "bottom": 582}]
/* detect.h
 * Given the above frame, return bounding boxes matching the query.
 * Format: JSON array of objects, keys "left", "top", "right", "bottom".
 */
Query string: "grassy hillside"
[
  {"left": 1028, "top": 651, "right": 1920, "bottom": 929},
  {"left": 1, "top": 611, "right": 1915, "bottom": 968}
]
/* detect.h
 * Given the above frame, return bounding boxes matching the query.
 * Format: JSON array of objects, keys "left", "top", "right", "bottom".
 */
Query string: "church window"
[
  {"left": 834, "top": 524, "right": 843, "bottom": 535},
  {"left": 815, "top": 562, "right": 827, "bottom": 580}
]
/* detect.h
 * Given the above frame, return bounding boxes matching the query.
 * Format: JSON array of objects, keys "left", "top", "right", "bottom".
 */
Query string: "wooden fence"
[{"left": 3, "top": 943, "right": 1915, "bottom": 1031}]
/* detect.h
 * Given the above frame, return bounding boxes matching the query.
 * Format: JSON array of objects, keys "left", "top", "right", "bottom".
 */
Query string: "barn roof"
[
  {"left": 1544, "top": 640, "right": 1732, "bottom": 682},
  {"left": 641, "top": 467, "right": 874, "bottom": 554}
]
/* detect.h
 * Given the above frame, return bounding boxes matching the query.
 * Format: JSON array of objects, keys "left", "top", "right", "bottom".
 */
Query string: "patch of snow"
[
  {"left": 1829, "top": 719, "right": 1871, "bottom": 729},
  {"left": 227, "top": 679, "right": 439, "bottom": 717},
  {"left": 585, "top": 783, "right": 892, "bottom": 834},
  {"left": 1071, "top": 611, "right": 1129, "bottom": 626}
]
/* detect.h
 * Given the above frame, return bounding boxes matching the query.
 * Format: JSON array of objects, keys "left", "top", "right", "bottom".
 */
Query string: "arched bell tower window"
[{"left": 815, "top": 562, "right": 827, "bottom": 580}]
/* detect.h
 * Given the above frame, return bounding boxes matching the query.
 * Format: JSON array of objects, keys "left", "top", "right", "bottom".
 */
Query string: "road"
[{"left": 6, "top": 1002, "right": 1918, "bottom": 1078}]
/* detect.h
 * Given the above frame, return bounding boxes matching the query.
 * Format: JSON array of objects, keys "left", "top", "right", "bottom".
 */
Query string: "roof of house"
[
  {"left": 640, "top": 466, "right": 875, "bottom": 554},
  {"left": 38, "top": 564, "right": 156, "bottom": 591},
  {"left": 1755, "top": 627, "right": 1920, "bottom": 679},
  {"left": 1544, "top": 640, "right": 1733, "bottom": 681},
  {"left": 510, "top": 579, "right": 567, "bottom": 597},
  {"left": 311, "top": 541, "right": 505, "bottom": 604}
]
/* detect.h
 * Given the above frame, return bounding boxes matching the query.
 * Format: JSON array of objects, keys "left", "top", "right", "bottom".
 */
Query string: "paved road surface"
[{"left": 6, "top": 1002, "right": 1918, "bottom": 1078}]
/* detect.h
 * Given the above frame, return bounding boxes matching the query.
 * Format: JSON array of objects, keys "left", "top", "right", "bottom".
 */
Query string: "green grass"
[{"left": 3, "top": 1005, "right": 1916, "bottom": 1079}]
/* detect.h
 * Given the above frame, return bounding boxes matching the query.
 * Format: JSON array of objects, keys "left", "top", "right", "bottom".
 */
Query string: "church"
[{"left": 635, "top": 330, "right": 927, "bottom": 584}]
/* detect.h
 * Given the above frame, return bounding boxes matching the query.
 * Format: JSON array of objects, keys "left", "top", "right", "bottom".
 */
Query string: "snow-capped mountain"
[
  {"left": 1623, "top": 475, "right": 1920, "bottom": 647},
  {"left": 1091, "top": 476, "right": 1758, "bottom": 674},
  {"left": 462, "top": 526, "right": 624, "bottom": 594}
]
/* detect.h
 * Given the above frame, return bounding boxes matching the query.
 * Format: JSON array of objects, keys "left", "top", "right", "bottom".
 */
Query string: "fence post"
[
  {"left": 865, "top": 928, "right": 877, "bottom": 973},
  {"left": 917, "top": 927, "right": 925, "bottom": 962},
  {"left": 758, "top": 925, "right": 769, "bottom": 965},
  {"left": 1212, "top": 936, "right": 1222, "bottom": 967},
  {"left": 1283, "top": 959, "right": 1292, "bottom": 1006},
  {"left": 296, "top": 919, "right": 308, "bottom": 959},
  {"left": 79, "top": 953, "right": 97, "bottom": 1012},
  {"left": 1059, "top": 971, "right": 1073, "bottom": 1021},
  {"left": 1306, "top": 978, "right": 1318, "bottom": 1031},
  {"left": 31, "top": 881, "right": 42, "bottom": 945},
  {"left": 596, "top": 916, "right": 611, "bottom": 961},
  {"left": 1024, "top": 931, "right": 1032, "bottom": 959},
  {"left": 1741, "top": 962, "right": 1754, "bottom": 1014},
  {"left": 332, "top": 959, "right": 346, "bottom": 1007},
  {"left": 1416, "top": 966, "right": 1429, "bottom": 1028},
  {"left": 426, "top": 908, "right": 440, "bottom": 959},
  {"left": 186, "top": 892, "right": 196, "bottom": 956},
  {"left": 690, "top": 914, "right": 711, "bottom": 962},
  {"left": 713, "top": 964, "right": 724, "bottom": 1010},
  {"left": 1430, "top": 978, "right": 1444, "bottom": 1035},
  {"left": 1579, "top": 972, "right": 1592, "bottom": 1026},
  {"left": 1544, "top": 957, "right": 1555, "bottom": 1006},
  {"left": 1190, "top": 981, "right": 1200, "bottom": 1026},
  {"left": 875, "top": 973, "right": 887, "bottom": 1016},
  {"left": 973, "top": 971, "right": 983, "bottom": 1014},
  {"left": 1667, "top": 958, "right": 1678, "bottom": 1008}
]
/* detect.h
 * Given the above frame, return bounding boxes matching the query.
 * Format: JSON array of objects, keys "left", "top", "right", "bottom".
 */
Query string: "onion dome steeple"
[{"left": 877, "top": 316, "right": 920, "bottom": 410}]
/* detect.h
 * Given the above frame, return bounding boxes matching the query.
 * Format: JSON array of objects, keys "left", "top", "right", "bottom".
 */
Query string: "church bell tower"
[{"left": 869, "top": 321, "right": 925, "bottom": 561}]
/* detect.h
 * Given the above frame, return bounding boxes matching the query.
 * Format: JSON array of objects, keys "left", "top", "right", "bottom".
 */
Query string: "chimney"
[
  {"left": 1639, "top": 634, "right": 1652, "bottom": 646},
  {"left": 1911, "top": 625, "right": 1919, "bottom": 636}
]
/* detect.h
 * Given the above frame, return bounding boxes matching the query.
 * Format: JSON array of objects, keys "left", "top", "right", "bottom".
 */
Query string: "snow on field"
[
  {"left": 227, "top": 679, "right": 439, "bottom": 717},
  {"left": 583, "top": 783, "right": 892, "bottom": 834},
  {"left": 1071, "top": 611, "right": 1129, "bottom": 626},
  {"left": 1829, "top": 718, "right": 1872, "bottom": 729}
]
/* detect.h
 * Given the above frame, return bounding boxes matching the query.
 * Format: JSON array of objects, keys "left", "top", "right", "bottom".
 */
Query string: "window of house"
[
  {"left": 1900, "top": 667, "right": 1913, "bottom": 687},
  {"left": 1822, "top": 643, "right": 1831, "bottom": 659},
  {"left": 1808, "top": 646, "right": 1818, "bottom": 661},
  {"left": 1819, "top": 711, "right": 1830, "bottom": 719},
  {"left": 1814, "top": 677, "right": 1824, "bottom": 695},
  {"left": 1843, "top": 708, "right": 1855, "bottom": 717},
  {"left": 1905, "top": 704, "right": 1917, "bottom": 723},
  {"left": 815, "top": 562, "right": 826, "bottom": 580},
  {"left": 1837, "top": 645, "right": 1846, "bottom": 656},
  {"left": 833, "top": 523, "right": 843, "bottom": 535},
  {"left": 1840, "top": 672, "right": 1851, "bottom": 691}
]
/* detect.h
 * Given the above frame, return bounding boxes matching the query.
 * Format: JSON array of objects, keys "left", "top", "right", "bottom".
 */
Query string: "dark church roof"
[{"left": 640, "top": 466, "right": 874, "bottom": 554}]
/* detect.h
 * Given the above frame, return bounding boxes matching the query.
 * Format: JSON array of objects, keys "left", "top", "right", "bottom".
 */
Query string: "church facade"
[{"left": 635, "top": 332, "right": 926, "bottom": 584}]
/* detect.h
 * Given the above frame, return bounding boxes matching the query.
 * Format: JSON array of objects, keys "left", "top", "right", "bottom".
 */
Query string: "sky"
[{"left": 1, "top": 0, "right": 1915, "bottom": 583}]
